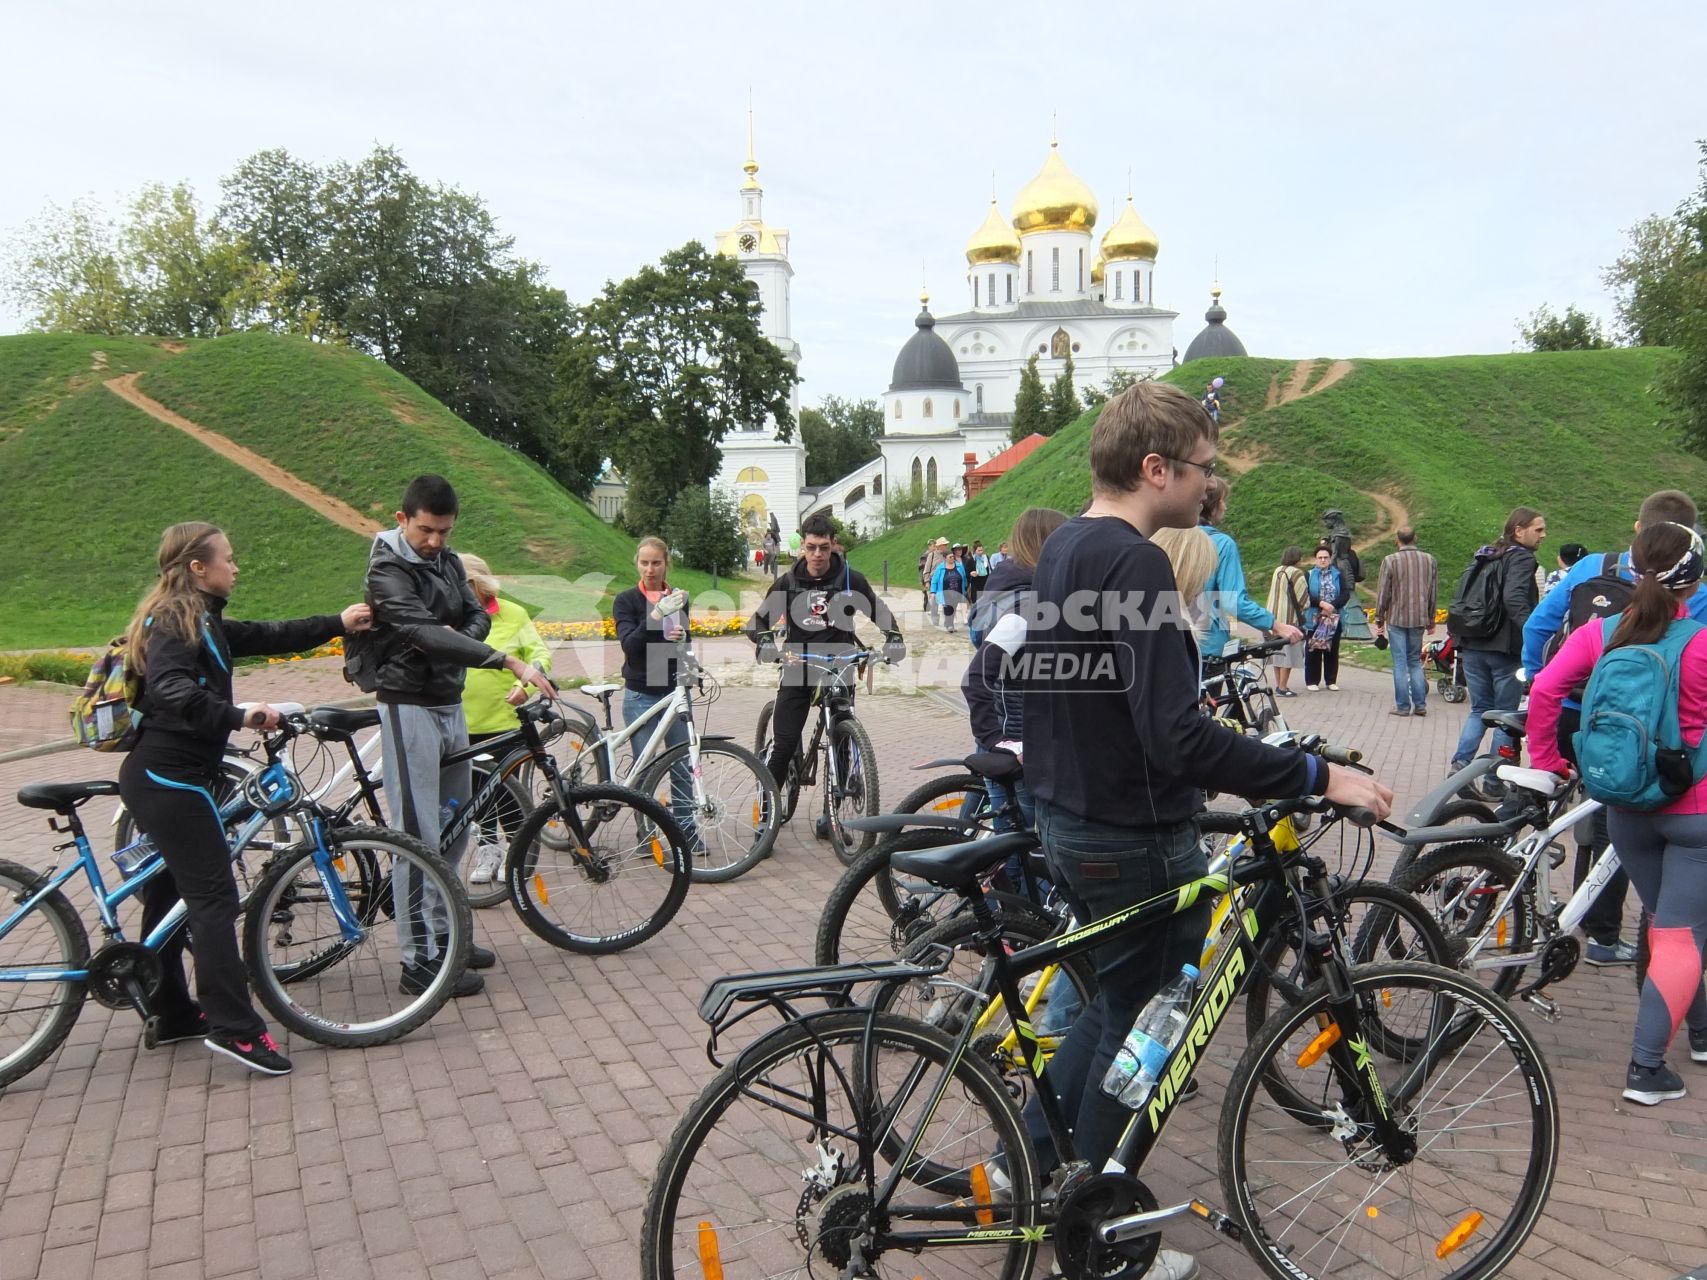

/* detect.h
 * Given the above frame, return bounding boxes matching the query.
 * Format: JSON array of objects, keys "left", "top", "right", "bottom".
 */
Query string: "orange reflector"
[
  {"left": 697, "top": 1221, "right": 724, "bottom": 1280},
  {"left": 1435, "top": 1211, "right": 1483, "bottom": 1259},
  {"left": 1381, "top": 989, "right": 1393, "bottom": 1008},
  {"left": 930, "top": 799, "right": 961, "bottom": 814},
  {"left": 333, "top": 856, "right": 346, "bottom": 872},
  {"left": 752, "top": 801, "right": 762, "bottom": 825},
  {"left": 1497, "top": 917, "right": 1507, "bottom": 947},
  {"left": 652, "top": 837, "right": 665, "bottom": 866},
  {"left": 1367, "top": 1206, "right": 1379, "bottom": 1218},
  {"left": 970, "top": 1163, "right": 994, "bottom": 1226},
  {"left": 533, "top": 874, "right": 548, "bottom": 904},
  {"left": 1296, "top": 1022, "right": 1342, "bottom": 1067}
]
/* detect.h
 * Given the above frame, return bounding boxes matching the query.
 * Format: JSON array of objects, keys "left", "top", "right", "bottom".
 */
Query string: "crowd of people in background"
[{"left": 917, "top": 535, "right": 999, "bottom": 634}]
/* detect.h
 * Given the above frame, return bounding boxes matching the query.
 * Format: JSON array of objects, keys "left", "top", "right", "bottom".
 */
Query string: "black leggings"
[{"left": 118, "top": 742, "right": 266, "bottom": 1039}]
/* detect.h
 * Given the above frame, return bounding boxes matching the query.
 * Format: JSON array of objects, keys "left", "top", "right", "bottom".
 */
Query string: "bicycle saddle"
[
  {"left": 579, "top": 683, "right": 622, "bottom": 701},
  {"left": 889, "top": 831, "right": 1039, "bottom": 891},
  {"left": 311, "top": 706, "right": 381, "bottom": 734},
  {"left": 964, "top": 750, "right": 1022, "bottom": 783},
  {"left": 1495, "top": 764, "right": 1568, "bottom": 798},
  {"left": 1480, "top": 709, "right": 1527, "bottom": 736},
  {"left": 17, "top": 780, "right": 120, "bottom": 811}
]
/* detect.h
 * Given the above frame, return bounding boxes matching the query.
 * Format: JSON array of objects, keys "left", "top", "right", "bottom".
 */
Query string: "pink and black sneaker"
[{"left": 204, "top": 1031, "right": 292, "bottom": 1076}]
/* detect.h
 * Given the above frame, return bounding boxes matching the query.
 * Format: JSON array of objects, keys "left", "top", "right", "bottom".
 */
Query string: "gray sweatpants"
[{"left": 380, "top": 701, "right": 472, "bottom": 968}]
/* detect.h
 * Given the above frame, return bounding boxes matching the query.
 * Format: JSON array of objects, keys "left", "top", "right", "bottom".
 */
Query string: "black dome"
[
  {"left": 888, "top": 307, "right": 965, "bottom": 392},
  {"left": 1182, "top": 292, "right": 1247, "bottom": 364}
]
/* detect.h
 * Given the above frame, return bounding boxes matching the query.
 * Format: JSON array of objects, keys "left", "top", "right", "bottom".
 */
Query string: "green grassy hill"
[
  {"left": 0, "top": 332, "right": 698, "bottom": 648},
  {"left": 852, "top": 349, "right": 1699, "bottom": 600}
]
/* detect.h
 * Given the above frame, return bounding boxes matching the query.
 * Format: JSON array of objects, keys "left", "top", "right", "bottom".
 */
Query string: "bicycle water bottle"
[
  {"left": 1100, "top": 963, "right": 1199, "bottom": 1110},
  {"left": 113, "top": 834, "right": 160, "bottom": 876}
]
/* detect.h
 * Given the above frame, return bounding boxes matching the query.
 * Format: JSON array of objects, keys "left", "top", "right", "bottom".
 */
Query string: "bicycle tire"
[
  {"left": 894, "top": 771, "right": 991, "bottom": 828},
  {"left": 1220, "top": 962, "right": 1558, "bottom": 1280},
  {"left": 753, "top": 699, "right": 801, "bottom": 822},
  {"left": 0, "top": 860, "right": 90, "bottom": 1089},
  {"left": 244, "top": 826, "right": 470, "bottom": 1048},
  {"left": 461, "top": 764, "right": 535, "bottom": 909},
  {"left": 825, "top": 716, "right": 881, "bottom": 864},
  {"left": 1392, "top": 842, "right": 1532, "bottom": 996},
  {"left": 815, "top": 827, "right": 985, "bottom": 966},
  {"left": 637, "top": 739, "right": 780, "bottom": 884},
  {"left": 641, "top": 1009, "right": 1040, "bottom": 1280},
  {"left": 1388, "top": 796, "right": 1501, "bottom": 880},
  {"left": 506, "top": 783, "right": 691, "bottom": 954}
]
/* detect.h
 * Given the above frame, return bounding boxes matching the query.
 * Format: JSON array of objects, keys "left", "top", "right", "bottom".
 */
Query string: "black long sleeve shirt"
[
  {"left": 1023, "top": 516, "right": 1315, "bottom": 827},
  {"left": 613, "top": 585, "right": 684, "bottom": 694}
]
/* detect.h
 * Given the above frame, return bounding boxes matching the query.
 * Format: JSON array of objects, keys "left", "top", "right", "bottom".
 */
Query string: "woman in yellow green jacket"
[{"left": 459, "top": 553, "right": 552, "bottom": 883}]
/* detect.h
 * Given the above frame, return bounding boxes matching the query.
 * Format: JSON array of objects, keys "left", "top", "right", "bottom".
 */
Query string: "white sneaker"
[
  {"left": 468, "top": 843, "right": 503, "bottom": 885},
  {"left": 1305, "top": 684, "right": 1320, "bottom": 692},
  {"left": 1326, "top": 683, "right": 1340, "bottom": 691},
  {"left": 1149, "top": 1249, "right": 1200, "bottom": 1280}
]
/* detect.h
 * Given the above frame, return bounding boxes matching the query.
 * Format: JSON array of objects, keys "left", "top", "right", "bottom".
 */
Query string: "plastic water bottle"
[
  {"left": 1101, "top": 963, "right": 1199, "bottom": 1110},
  {"left": 113, "top": 835, "right": 159, "bottom": 876}
]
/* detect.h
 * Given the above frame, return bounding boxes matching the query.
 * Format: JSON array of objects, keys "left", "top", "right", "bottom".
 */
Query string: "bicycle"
[
  {"left": 755, "top": 648, "right": 886, "bottom": 864},
  {"left": 1201, "top": 638, "right": 1290, "bottom": 736},
  {"left": 302, "top": 698, "right": 694, "bottom": 955},
  {"left": 568, "top": 639, "right": 780, "bottom": 883},
  {"left": 643, "top": 784, "right": 1558, "bottom": 1280},
  {"left": 0, "top": 711, "right": 473, "bottom": 1087}
]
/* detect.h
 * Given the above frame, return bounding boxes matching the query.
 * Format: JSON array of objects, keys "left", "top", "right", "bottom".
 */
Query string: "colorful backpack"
[
  {"left": 1573, "top": 616, "right": 1707, "bottom": 808},
  {"left": 69, "top": 637, "right": 142, "bottom": 751}
]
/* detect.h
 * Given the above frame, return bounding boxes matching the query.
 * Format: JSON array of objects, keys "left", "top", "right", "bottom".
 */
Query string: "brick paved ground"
[{"left": 1, "top": 652, "right": 1704, "bottom": 1279}]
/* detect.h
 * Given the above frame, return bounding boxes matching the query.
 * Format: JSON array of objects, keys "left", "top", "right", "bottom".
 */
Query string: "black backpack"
[
  {"left": 1539, "top": 553, "right": 1637, "bottom": 688},
  {"left": 1447, "top": 550, "right": 1509, "bottom": 641}
]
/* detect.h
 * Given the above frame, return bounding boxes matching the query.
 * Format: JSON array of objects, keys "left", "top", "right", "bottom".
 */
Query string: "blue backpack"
[{"left": 1573, "top": 615, "right": 1707, "bottom": 808}]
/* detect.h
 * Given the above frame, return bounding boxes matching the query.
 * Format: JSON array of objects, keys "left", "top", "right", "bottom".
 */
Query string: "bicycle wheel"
[
  {"left": 506, "top": 783, "right": 690, "bottom": 953},
  {"left": 638, "top": 740, "right": 780, "bottom": 884},
  {"left": 0, "top": 860, "right": 90, "bottom": 1089},
  {"left": 1248, "top": 688, "right": 1283, "bottom": 736},
  {"left": 641, "top": 1010, "right": 1039, "bottom": 1280},
  {"left": 825, "top": 716, "right": 881, "bottom": 864},
  {"left": 1392, "top": 843, "right": 1532, "bottom": 996},
  {"left": 461, "top": 764, "right": 535, "bottom": 909},
  {"left": 753, "top": 699, "right": 801, "bottom": 822},
  {"left": 815, "top": 829, "right": 977, "bottom": 966},
  {"left": 243, "top": 826, "right": 469, "bottom": 1047},
  {"left": 1388, "top": 797, "right": 1501, "bottom": 880},
  {"left": 1221, "top": 962, "right": 1559, "bottom": 1280},
  {"left": 116, "top": 755, "right": 300, "bottom": 899},
  {"left": 896, "top": 771, "right": 991, "bottom": 826}
]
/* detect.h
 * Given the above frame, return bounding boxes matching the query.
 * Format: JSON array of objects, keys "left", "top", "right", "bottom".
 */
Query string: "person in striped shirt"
[{"left": 1373, "top": 527, "right": 1439, "bottom": 716}]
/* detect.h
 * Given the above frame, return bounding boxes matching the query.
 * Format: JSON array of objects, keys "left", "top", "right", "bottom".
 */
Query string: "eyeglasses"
[{"left": 1165, "top": 456, "right": 1217, "bottom": 480}]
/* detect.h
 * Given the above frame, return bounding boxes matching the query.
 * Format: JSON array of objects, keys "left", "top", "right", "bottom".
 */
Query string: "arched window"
[
  {"left": 975, "top": 384, "right": 984, "bottom": 410},
  {"left": 923, "top": 398, "right": 934, "bottom": 418},
  {"left": 911, "top": 458, "right": 923, "bottom": 487},
  {"left": 1114, "top": 271, "right": 1123, "bottom": 301},
  {"left": 926, "top": 457, "right": 938, "bottom": 495},
  {"left": 987, "top": 272, "right": 996, "bottom": 305},
  {"left": 735, "top": 466, "right": 769, "bottom": 484},
  {"left": 1051, "top": 248, "right": 1060, "bottom": 291},
  {"left": 846, "top": 485, "right": 866, "bottom": 506},
  {"left": 1005, "top": 275, "right": 1013, "bottom": 303},
  {"left": 1078, "top": 248, "right": 1084, "bottom": 292},
  {"left": 1026, "top": 251, "right": 1033, "bottom": 293},
  {"left": 953, "top": 399, "right": 961, "bottom": 418},
  {"left": 872, "top": 474, "right": 883, "bottom": 495},
  {"left": 973, "top": 277, "right": 980, "bottom": 306},
  {"left": 893, "top": 399, "right": 902, "bottom": 419}
]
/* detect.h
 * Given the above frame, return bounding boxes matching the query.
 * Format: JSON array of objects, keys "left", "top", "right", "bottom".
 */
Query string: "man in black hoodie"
[
  {"left": 1449, "top": 506, "right": 1546, "bottom": 775},
  {"left": 746, "top": 513, "right": 905, "bottom": 793}
]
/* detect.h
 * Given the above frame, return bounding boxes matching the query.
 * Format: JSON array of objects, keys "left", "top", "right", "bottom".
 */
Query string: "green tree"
[
  {"left": 800, "top": 394, "right": 882, "bottom": 485},
  {"left": 217, "top": 147, "right": 327, "bottom": 320},
  {"left": 1604, "top": 214, "right": 1691, "bottom": 347},
  {"left": 883, "top": 478, "right": 955, "bottom": 526},
  {"left": 1046, "top": 355, "right": 1081, "bottom": 434},
  {"left": 1081, "top": 367, "right": 1146, "bottom": 408},
  {"left": 556, "top": 241, "right": 799, "bottom": 530},
  {"left": 122, "top": 183, "right": 294, "bottom": 337},
  {"left": 2, "top": 197, "right": 138, "bottom": 334},
  {"left": 1662, "top": 144, "right": 1707, "bottom": 457},
  {"left": 1010, "top": 353, "right": 1048, "bottom": 442},
  {"left": 664, "top": 486, "right": 749, "bottom": 574},
  {"left": 1518, "top": 303, "right": 1612, "bottom": 351}
]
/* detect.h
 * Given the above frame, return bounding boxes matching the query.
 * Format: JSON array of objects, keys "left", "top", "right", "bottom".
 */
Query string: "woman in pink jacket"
[{"left": 1529, "top": 521, "right": 1707, "bottom": 1105}]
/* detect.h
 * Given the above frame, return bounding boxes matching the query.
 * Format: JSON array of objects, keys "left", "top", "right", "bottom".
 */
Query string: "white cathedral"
[{"left": 701, "top": 133, "right": 1188, "bottom": 538}]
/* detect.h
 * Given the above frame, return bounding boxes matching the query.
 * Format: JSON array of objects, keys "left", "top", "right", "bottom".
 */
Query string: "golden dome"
[
  {"left": 1090, "top": 255, "right": 1105, "bottom": 285},
  {"left": 965, "top": 198, "right": 1022, "bottom": 265},
  {"left": 717, "top": 224, "right": 783, "bottom": 256},
  {"left": 1012, "top": 141, "right": 1098, "bottom": 235},
  {"left": 1101, "top": 196, "right": 1159, "bottom": 262}
]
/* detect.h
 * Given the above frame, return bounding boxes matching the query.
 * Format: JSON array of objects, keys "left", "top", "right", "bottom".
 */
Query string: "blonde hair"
[
  {"left": 458, "top": 552, "right": 500, "bottom": 601},
  {"left": 636, "top": 536, "right": 669, "bottom": 564},
  {"left": 124, "top": 522, "right": 227, "bottom": 677},
  {"left": 1149, "top": 525, "right": 1217, "bottom": 602},
  {"left": 1008, "top": 507, "right": 1067, "bottom": 571}
]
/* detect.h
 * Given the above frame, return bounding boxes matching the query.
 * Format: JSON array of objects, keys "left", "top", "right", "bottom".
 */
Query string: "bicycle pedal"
[{"left": 1521, "top": 992, "right": 1560, "bottom": 1022}]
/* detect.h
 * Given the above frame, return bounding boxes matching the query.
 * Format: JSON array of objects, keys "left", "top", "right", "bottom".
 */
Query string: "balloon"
[
  {"left": 788, "top": 532, "right": 802, "bottom": 551},
  {"left": 1212, "top": 377, "right": 1224, "bottom": 388}
]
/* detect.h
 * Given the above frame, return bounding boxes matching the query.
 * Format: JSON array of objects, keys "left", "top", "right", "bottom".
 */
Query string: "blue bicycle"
[{"left": 0, "top": 712, "right": 470, "bottom": 1088}]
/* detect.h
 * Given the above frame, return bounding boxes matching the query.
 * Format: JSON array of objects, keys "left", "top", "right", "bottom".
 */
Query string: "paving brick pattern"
[{"left": 2, "top": 656, "right": 1704, "bottom": 1279}]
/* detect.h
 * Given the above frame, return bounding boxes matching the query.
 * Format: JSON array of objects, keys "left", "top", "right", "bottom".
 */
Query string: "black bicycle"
[{"left": 643, "top": 781, "right": 1559, "bottom": 1280}]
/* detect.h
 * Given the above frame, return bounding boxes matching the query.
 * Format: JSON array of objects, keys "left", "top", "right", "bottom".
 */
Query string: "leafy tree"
[
  {"left": 1518, "top": 303, "right": 1612, "bottom": 351},
  {"left": 1010, "top": 353, "right": 1048, "bottom": 442},
  {"left": 217, "top": 148, "right": 326, "bottom": 319},
  {"left": 1046, "top": 355, "right": 1081, "bottom": 434},
  {"left": 1081, "top": 367, "right": 1147, "bottom": 408},
  {"left": 556, "top": 241, "right": 800, "bottom": 530},
  {"left": 664, "top": 486, "right": 748, "bottom": 575},
  {"left": 1604, "top": 214, "right": 1691, "bottom": 347},
  {"left": 2, "top": 197, "right": 137, "bottom": 334},
  {"left": 1662, "top": 144, "right": 1707, "bottom": 457},
  {"left": 884, "top": 478, "right": 955, "bottom": 526},
  {"left": 800, "top": 394, "right": 882, "bottom": 485}
]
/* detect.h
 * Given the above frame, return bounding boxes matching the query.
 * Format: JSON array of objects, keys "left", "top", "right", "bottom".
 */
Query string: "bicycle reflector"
[
  {"left": 970, "top": 1163, "right": 995, "bottom": 1226},
  {"left": 533, "top": 874, "right": 549, "bottom": 904},
  {"left": 1497, "top": 743, "right": 1519, "bottom": 760},
  {"left": 652, "top": 837, "right": 666, "bottom": 866},
  {"left": 696, "top": 1221, "right": 724, "bottom": 1280},
  {"left": 1436, "top": 1211, "right": 1484, "bottom": 1259},
  {"left": 1296, "top": 1022, "right": 1342, "bottom": 1068}
]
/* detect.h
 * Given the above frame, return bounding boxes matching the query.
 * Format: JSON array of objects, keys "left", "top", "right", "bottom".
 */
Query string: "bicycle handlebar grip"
[
  {"left": 1339, "top": 805, "right": 1379, "bottom": 829},
  {"left": 1319, "top": 743, "right": 1363, "bottom": 767}
]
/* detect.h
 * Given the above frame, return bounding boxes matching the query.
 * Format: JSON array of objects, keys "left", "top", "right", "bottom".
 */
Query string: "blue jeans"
[
  {"left": 1452, "top": 649, "right": 1521, "bottom": 768},
  {"left": 1389, "top": 626, "right": 1427, "bottom": 711},
  {"left": 1022, "top": 802, "right": 1210, "bottom": 1172},
  {"left": 622, "top": 687, "right": 695, "bottom": 841}
]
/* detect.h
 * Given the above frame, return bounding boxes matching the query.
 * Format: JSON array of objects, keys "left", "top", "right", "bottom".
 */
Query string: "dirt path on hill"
[{"left": 105, "top": 373, "right": 384, "bottom": 537}]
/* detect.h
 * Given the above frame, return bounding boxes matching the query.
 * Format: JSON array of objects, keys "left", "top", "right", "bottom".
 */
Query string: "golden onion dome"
[
  {"left": 965, "top": 198, "right": 1022, "bottom": 265},
  {"left": 1090, "top": 255, "right": 1105, "bottom": 285},
  {"left": 1012, "top": 141, "right": 1098, "bottom": 235},
  {"left": 1101, "top": 196, "right": 1160, "bottom": 262}
]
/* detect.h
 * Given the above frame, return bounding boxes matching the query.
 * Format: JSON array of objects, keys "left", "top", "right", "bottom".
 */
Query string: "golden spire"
[
  {"left": 1012, "top": 137, "right": 1098, "bottom": 234},
  {"left": 743, "top": 102, "right": 759, "bottom": 188}
]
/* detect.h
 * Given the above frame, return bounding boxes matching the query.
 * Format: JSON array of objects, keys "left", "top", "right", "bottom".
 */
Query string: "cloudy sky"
[{"left": 4, "top": 1, "right": 1704, "bottom": 404}]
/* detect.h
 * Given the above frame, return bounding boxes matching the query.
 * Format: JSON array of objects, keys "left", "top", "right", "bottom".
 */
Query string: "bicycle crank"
[
  {"left": 1514, "top": 935, "right": 1579, "bottom": 1010},
  {"left": 1055, "top": 1172, "right": 1158, "bottom": 1280},
  {"left": 86, "top": 941, "right": 165, "bottom": 1013}
]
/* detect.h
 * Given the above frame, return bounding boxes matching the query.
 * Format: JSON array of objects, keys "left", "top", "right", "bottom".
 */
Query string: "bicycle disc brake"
[
  {"left": 1055, "top": 1172, "right": 1159, "bottom": 1280},
  {"left": 86, "top": 941, "right": 165, "bottom": 1012}
]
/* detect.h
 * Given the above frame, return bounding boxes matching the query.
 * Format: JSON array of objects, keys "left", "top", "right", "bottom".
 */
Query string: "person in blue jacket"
[
  {"left": 1522, "top": 488, "right": 1707, "bottom": 965},
  {"left": 1199, "top": 478, "right": 1302, "bottom": 660},
  {"left": 930, "top": 537, "right": 969, "bottom": 632}
]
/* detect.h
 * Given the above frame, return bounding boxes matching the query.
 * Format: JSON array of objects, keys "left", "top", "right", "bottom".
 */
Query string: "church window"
[
  {"left": 976, "top": 384, "right": 984, "bottom": 410},
  {"left": 1005, "top": 275, "right": 1013, "bottom": 302},
  {"left": 987, "top": 272, "right": 995, "bottom": 304},
  {"left": 1026, "top": 252, "right": 1033, "bottom": 293},
  {"left": 736, "top": 466, "right": 769, "bottom": 484},
  {"left": 973, "top": 277, "right": 980, "bottom": 306},
  {"left": 1078, "top": 249, "right": 1084, "bottom": 292},
  {"left": 893, "top": 400, "right": 902, "bottom": 419},
  {"left": 923, "top": 398, "right": 934, "bottom": 418},
  {"left": 911, "top": 457, "right": 923, "bottom": 487},
  {"left": 846, "top": 485, "right": 866, "bottom": 506},
  {"left": 1114, "top": 272, "right": 1122, "bottom": 300},
  {"left": 926, "top": 457, "right": 939, "bottom": 494},
  {"left": 953, "top": 399, "right": 961, "bottom": 418},
  {"left": 873, "top": 474, "right": 883, "bottom": 495},
  {"left": 1051, "top": 248, "right": 1060, "bottom": 291}
]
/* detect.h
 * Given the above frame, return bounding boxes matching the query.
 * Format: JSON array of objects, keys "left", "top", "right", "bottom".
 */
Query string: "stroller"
[{"left": 1425, "top": 633, "right": 1467, "bottom": 703}]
